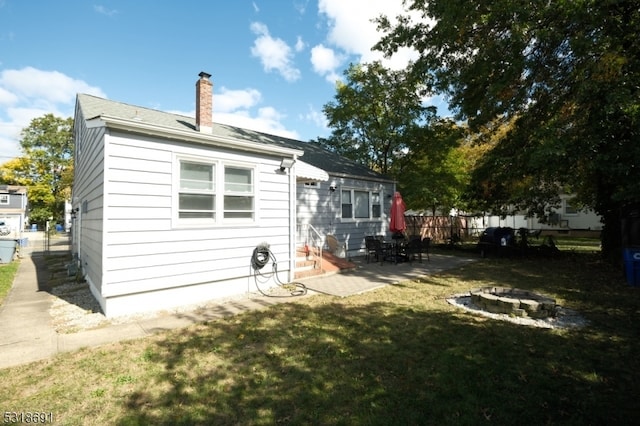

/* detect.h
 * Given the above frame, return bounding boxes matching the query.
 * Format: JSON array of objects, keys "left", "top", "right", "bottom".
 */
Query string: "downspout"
[{"left": 288, "top": 155, "right": 298, "bottom": 282}]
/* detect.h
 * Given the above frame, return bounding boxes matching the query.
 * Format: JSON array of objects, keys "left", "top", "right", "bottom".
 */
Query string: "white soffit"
[{"left": 296, "top": 160, "right": 329, "bottom": 182}]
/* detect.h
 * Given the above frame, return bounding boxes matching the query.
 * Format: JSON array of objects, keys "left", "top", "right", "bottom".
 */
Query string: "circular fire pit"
[{"left": 469, "top": 287, "right": 557, "bottom": 319}]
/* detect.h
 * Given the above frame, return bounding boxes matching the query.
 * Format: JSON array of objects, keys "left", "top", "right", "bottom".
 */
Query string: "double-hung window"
[
  {"left": 354, "top": 190, "right": 370, "bottom": 218},
  {"left": 371, "top": 192, "right": 381, "bottom": 218},
  {"left": 224, "top": 166, "right": 254, "bottom": 219},
  {"left": 341, "top": 190, "right": 352, "bottom": 219},
  {"left": 179, "top": 161, "right": 215, "bottom": 219},
  {"left": 177, "top": 158, "right": 255, "bottom": 224},
  {"left": 564, "top": 199, "right": 578, "bottom": 215},
  {"left": 341, "top": 189, "right": 383, "bottom": 220}
]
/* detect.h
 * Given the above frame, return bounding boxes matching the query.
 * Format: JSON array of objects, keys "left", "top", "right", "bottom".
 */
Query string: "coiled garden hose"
[{"left": 251, "top": 242, "right": 307, "bottom": 297}]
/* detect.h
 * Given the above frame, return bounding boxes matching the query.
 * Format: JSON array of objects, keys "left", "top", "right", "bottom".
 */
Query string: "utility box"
[
  {"left": 623, "top": 247, "right": 640, "bottom": 287},
  {"left": 0, "top": 239, "right": 17, "bottom": 264},
  {"left": 621, "top": 205, "right": 640, "bottom": 286}
]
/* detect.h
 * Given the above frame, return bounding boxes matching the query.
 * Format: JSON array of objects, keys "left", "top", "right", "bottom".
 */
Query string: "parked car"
[{"left": 0, "top": 220, "right": 10, "bottom": 236}]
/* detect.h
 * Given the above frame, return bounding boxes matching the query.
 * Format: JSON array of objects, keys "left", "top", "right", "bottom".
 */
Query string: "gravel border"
[{"left": 446, "top": 293, "right": 589, "bottom": 329}]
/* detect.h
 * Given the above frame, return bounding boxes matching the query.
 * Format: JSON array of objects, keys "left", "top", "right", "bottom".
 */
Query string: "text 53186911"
[{"left": 4, "top": 412, "right": 54, "bottom": 423}]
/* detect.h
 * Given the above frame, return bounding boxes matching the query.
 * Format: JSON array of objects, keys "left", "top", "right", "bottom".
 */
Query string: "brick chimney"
[{"left": 196, "top": 71, "right": 213, "bottom": 133}]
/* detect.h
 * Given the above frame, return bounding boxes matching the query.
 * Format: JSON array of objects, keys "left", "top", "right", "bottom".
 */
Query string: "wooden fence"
[{"left": 404, "top": 215, "right": 475, "bottom": 243}]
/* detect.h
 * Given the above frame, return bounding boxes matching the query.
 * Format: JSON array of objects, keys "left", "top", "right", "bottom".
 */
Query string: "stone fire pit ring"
[{"left": 469, "top": 287, "right": 557, "bottom": 319}]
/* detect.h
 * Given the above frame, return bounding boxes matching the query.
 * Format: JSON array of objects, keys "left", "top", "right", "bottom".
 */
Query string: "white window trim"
[
  {"left": 340, "top": 187, "right": 383, "bottom": 222},
  {"left": 564, "top": 199, "right": 579, "bottom": 216},
  {"left": 173, "top": 155, "right": 258, "bottom": 228},
  {"left": 222, "top": 162, "right": 258, "bottom": 223}
]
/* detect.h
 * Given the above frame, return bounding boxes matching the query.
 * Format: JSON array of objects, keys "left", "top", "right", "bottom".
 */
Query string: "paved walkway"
[{"left": 0, "top": 234, "right": 477, "bottom": 370}]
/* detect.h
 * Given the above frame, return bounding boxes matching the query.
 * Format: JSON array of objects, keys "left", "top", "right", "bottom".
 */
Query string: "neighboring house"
[
  {"left": 72, "top": 72, "right": 394, "bottom": 317},
  {"left": 0, "top": 185, "right": 28, "bottom": 236},
  {"left": 405, "top": 194, "right": 603, "bottom": 242},
  {"left": 468, "top": 195, "right": 602, "bottom": 233}
]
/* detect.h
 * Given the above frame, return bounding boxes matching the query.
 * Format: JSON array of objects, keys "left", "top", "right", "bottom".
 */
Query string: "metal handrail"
[{"left": 298, "top": 223, "right": 323, "bottom": 270}]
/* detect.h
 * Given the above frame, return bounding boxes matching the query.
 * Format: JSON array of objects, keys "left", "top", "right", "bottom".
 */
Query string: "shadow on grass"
[{"left": 118, "top": 256, "right": 640, "bottom": 425}]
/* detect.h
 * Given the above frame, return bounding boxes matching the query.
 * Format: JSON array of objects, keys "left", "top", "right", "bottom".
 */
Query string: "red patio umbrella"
[{"left": 390, "top": 191, "right": 407, "bottom": 234}]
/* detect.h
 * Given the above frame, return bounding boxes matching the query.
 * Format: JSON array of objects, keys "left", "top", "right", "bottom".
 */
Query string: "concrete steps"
[
  {"left": 293, "top": 246, "right": 357, "bottom": 280},
  {"left": 294, "top": 247, "right": 323, "bottom": 279}
]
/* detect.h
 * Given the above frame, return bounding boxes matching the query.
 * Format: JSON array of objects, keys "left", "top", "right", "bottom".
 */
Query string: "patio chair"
[
  {"left": 326, "top": 234, "right": 347, "bottom": 258},
  {"left": 364, "top": 235, "right": 388, "bottom": 265},
  {"left": 421, "top": 237, "right": 431, "bottom": 261},
  {"left": 406, "top": 237, "right": 423, "bottom": 264}
]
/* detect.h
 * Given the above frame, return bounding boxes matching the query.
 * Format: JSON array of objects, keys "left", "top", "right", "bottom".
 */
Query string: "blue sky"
[{"left": 0, "top": 0, "right": 436, "bottom": 160}]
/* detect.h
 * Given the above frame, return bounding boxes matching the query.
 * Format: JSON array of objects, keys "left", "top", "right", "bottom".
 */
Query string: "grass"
[
  {"left": 0, "top": 260, "right": 19, "bottom": 306},
  {"left": 1, "top": 240, "right": 640, "bottom": 425}
]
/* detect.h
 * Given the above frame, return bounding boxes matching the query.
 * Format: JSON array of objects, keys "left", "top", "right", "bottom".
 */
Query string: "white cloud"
[
  {"left": 2, "top": 67, "right": 105, "bottom": 106},
  {"left": 215, "top": 107, "right": 300, "bottom": 140},
  {"left": 310, "top": 44, "right": 344, "bottom": 83},
  {"left": 250, "top": 22, "right": 301, "bottom": 82},
  {"left": 214, "top": 87, "right": 262, "bottom": 112},
  {"left": 300, "top": 104, "right": 329, "bottom": 133},
  {"left": 0, "top": 86, "right": 18, "bottom": 105},
  {"left": 94, "top": 5, "right": 118, "bottom": 17},
  {"left": 171, "top": 86, "right": 299, "bottom": 140},
  {"left": 212, "top": 91, "right": 300, "bottom": 138},
  {"left": 0, "top": 67, "right": 105, "bottom": 160},
  {"left": 293, "top": 0, "right": 309, "bottom": 15},
  {"left": 315, "top": 0, "right": 426, "bottom": 71}
]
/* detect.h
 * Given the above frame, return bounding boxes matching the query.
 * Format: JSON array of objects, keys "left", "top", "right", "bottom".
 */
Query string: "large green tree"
[
  {"left": 316, "top": 61, "right": 471, "bottom": 214},
  {"left": 393, "top": 119, "right": 469, "bottom": 214},
  {"left": 316, "top": 61, "right": 436, "bottom": 175},
  {"left": 376, "top": 0, "right": 640, "bottom": 259},
  {"left": 0, "top": 114, "right": 74, "bottom": 226}
]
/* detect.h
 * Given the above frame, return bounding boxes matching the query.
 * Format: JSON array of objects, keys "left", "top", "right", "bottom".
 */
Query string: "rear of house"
[
  {"left": 73, "top": 73, "right": 301, "bottom": 317},
  {"left": 73, "top": 72, "right": 395, "bottom": 317}
]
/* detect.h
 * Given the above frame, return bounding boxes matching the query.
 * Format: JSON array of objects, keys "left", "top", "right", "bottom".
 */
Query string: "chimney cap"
[{"left": 198, "top": 71, "right": 212, "bottom": 80}]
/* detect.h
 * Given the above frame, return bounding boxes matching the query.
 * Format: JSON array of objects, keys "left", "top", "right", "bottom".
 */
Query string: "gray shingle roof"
[{"left": 76, "top": 94, "right": 392, "bottom": 182}]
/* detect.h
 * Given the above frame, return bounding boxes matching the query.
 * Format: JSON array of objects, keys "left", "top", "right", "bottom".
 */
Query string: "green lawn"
[
  {"left": 1, "top": 244, "right": 639, "bottom": 425},
  {"left": 0, "top": 260, "right": 19, "bottom": 306}
]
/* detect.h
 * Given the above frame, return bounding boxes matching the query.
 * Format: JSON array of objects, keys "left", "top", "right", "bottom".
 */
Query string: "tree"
[
  {"left": 0, "top": 114, "right": 74, "bottom": 226},
  {"left": 376, "top": 0, "right": 640, "bottom": 260},
  {"left": 316, "top": 61, "right": 436, "bottom": 175},
  {"left": 394, "top": 119, "right": 469, "bottom": 214}
]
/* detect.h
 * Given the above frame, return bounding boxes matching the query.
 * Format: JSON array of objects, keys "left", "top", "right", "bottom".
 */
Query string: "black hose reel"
[
  {"left": 250, "top": 242, "right": 307, "bottom": 297},
  {"left": 251, "top": 242, "right": 272, "bottom": 270}
]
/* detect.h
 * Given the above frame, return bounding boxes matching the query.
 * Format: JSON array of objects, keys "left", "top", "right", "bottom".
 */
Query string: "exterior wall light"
[{"left": 280, "top": 158, "right": 295, "bottom": 171}]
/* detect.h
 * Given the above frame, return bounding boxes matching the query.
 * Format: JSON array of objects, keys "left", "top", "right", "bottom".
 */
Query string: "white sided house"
[
  {"left": 72, "top": 72, "right": 395, "bottom": 317},
  {"left": 467, "top": 195, "right": 603, "bottom": 234}
]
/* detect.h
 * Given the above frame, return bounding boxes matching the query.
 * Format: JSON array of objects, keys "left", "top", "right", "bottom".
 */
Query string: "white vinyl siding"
[
  {"left": 297, "top": 178, "right": 395, "bottom": 257},
  {"left": 94, "top": 133, "right": 291, "bottom": 304},
  {"left": 74, "top": 94, "right": 300, "bottom": 317}
]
